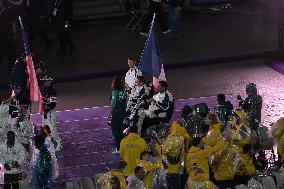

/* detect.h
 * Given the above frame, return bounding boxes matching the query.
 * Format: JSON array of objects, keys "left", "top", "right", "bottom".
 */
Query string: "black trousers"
[
  {"left": 166, "top": 173, "right": 181, "bottom": 189},
  {"left": 55, "top": 18, "right": 75, "bottom": 51},
  {"left": 4, "top": 172, "right": 22, "bottom": 189},
  {"left": 111, "top": 112, "right": 125, "bottom": 150},
  {"left": 28, "top": 19, "right": 51, "bottom": 49},
  {"left": 141, "top": 1, "right": 168, "bottom": 32}
]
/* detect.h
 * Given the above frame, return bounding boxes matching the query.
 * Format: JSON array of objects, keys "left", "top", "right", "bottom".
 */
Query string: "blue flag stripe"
[{"left": 138, "top": 15, "right": 163, "bottom": 77}]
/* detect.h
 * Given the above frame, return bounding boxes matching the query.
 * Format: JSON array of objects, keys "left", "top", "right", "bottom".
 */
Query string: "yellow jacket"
[
  {"left": 119, "top": 133, "right": 148, "bottom": 176},
  {"left": 213, "top": 144, "right": 241, "bottom": 181},
  {"left": 236, "top": 152, "right": 255, "bottom": 176},
  {"left": 186, "top": 140, "right": 226, "bottom": 181},
  {"left": 137, "top": 159, "right": 162, "bottom": 189},
  {"left": 201, "top": 123, "right": 221, "bottom": 147},
  {"left": 163, "top": 122, "right": 189, "bottom": 174},
  {"left": 97, "top": 170, "right": 127, "bottom": 189},
  {"left": 272, "top": 118, "right": 284, "bottom": 159},
  {"left": 230, "top": 122, "right": 251, "bottom": 146},
  {"left": 187, "top": 180, "right": 217, "bottom": 189}
]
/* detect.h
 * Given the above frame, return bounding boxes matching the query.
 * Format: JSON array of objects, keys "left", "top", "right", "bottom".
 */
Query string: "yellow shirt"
[
  {"left": 119, "top": 133, "right": 148, "bottom": 176},
  {"left": 272, "top": 118, "right": 284, "bottom": 159}
]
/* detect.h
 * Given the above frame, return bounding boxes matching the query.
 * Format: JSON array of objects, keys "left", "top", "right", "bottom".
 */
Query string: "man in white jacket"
[
  {"left": 0, "top": 96, "right": 11, "bottom": 143},
  {"left": 0, "top": 131, "right": 27, "bottom": 189}
]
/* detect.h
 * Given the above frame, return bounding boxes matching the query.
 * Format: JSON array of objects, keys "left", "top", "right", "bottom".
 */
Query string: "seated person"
[
  {"left": 126, "top": 76, "right": 149, "bottom": 113},
  {"left": 136, "top": 81, "right": 174, "bottom": 136}
]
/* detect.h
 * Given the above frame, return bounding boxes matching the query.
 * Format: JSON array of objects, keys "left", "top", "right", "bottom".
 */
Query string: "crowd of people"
[
  {"left": 0, "top": 0, "right": 76, "bottom": 70},
  {"left": 0, "top": 54, "right": 61, "bottom": 188},
  {"left": 102, "top": 56, "right": 284, "bottom": 189}
]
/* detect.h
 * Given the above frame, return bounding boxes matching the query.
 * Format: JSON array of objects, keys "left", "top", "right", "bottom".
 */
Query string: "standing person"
[
  {"left": 14, "top": 107, "right": 33, "bottom": 152},
  {"left": 0, "top": 131, "right": 27, "bottom": 189},
  {"left": 0, "top": 95, "right": 11, "bottom": 142},
  {"left": 30, "top": 134, "right": 53, "bottom": 189},
  {"left": 241, "top": 83, "right": 262, "bottom": 130},
  {"left": 0, "top": 5, "right": 16, "bottom": 69},
  {"left": 125, "top": 56, "right": 142, "bottom": 93},
  {"left": 26, "top": 0, "right": 53, "bottom": 52},
  {"left": 41, "top": 76, "right": 63, "bottom": 151},
  {"left": 140, "top": 0, "right": 171, "bottom": 36},
  {"left": 119, "top": 126, "right": 148, "bottom": 177},
  {"left": 53, "top": 0, "right": 76, "bottom": 55},
  {"left": 167, "top": 0, "right": 185, "bottom": 39},
  {"left": 109, "top": 76, "right": 128, "bottom": 155}
]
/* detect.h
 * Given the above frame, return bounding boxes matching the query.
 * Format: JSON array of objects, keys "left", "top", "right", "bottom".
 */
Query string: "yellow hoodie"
[
  {"left": 119, "top": 133, "right": 148, "bottom": 176},
  {"left": 97, "top": 170, "right": 127, "bottom": 189},
  {"left": 201, "top": 123, "right": 221, "bottom": 147},
  {"left": 212, "top": 143, "right": 241, "bottom": 181},
  {"left": 272, "top": 118, "right": 284, "bottom": 159},
  {"left": 137, "top": 159, "right": 162, "bottom": 189},
  {"left": 163, "top": 122, "right": 189, "bottom": 174},
  {"left": 186, "top": 140, "right": 226, "bottom": 181}
]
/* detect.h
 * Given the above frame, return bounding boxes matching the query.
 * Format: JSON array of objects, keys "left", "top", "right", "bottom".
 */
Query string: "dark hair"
[
  {"left": 110, "top": 176, "right": 120, "bottom": 187},
  {"left": 134, "top": 166, "right": 144, "bottom": 174},
  {"left": 128, "top": 56, "right": 136, "bottom": 62},
  {"left": 34, "top": 134, "right": 46, "bottom": 149},
  {"left": 0, "top": 95, "right": 2, "bottom": 104},
  {"left": 7, "top": 131, "right": 15, "bottom": 137},
  {"left": 129, "top": 126, "right": 138, "bottom": 133},
  {"left": 191, "top": 137, "right": 202, "bottom": 147},
  {"left": 112, "top": 76, "right": 124, "bottom": 90},
  {"left": 117, "top": 160, "right": 127, "bottom": 170},
  {"left": 217, "top": 94, "right": 226, "bottom": 103},
  {"left": 140, "top": 151, "right": 150, "bottom": 160},
  {"left": 158, "top": 81, "right": 168, "bottom": 90},
  {"left": 137, "top": 76, "right": 147, "bottom": 85},
  {"left": 206, "top": 112, "right": 219, "bottom": 125}
]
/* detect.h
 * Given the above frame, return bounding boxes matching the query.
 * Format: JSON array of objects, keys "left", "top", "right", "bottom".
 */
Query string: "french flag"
[
  {"left": 138, "top": 14, "right": 166, "bottom": 91},
  {"left": 19, "top": 16, "right": 43, "bottom": 113}
]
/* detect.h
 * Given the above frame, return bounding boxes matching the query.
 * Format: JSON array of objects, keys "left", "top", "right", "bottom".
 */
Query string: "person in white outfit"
[
  {"left": 136, "top": 81, "right": 174, "bottom": 135},
  {"left": 0, "top": 96, "right": 12, "bottom": 143},
  {"left": 14, "top": 108, "right": 33, "bottom": 152},
  {"left": 125, "top": 56, "right": 142, "bottom": 93},
  {"left": 41, "top": 76, "right": 63, "bottom": 152},
  {"left": 126, "top": 76, "right": 149, "bottom": 112},
  {"left": 0, "top": 131, "right": 27, "bottom": 189}
]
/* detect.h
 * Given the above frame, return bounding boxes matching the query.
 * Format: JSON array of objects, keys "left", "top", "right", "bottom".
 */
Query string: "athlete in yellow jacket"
[
  {"left": 202, "top": 113, "right": 222, "bottom": 147},
  {"left": 186, "top": 137, "right": 227, "bottom": 189},
  {"left": 272, "top": 118, "right": 284, "bottom": 160},
  {"left": 137, "top": 151, "right": 162, "bottom": 189},
  {"left": 98, "top": 161, "right": 127, "bottom": 189},
  {"left": 119, "top": 128, "right": 148, "bottom": 176}
]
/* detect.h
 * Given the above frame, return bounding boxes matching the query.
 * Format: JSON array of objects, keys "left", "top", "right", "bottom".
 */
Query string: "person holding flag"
[
  {"left": 41, "top": 75, "right": 63, "bottom": 152},
  {"left": 125, "top": 56, "right": 142, "bottom": 93}
]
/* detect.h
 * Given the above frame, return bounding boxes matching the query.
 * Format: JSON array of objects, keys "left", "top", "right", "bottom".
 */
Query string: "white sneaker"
[
  {"left": 139, "top": 32, "right": 148, "bottom": 37},
  {"left": 162, "top": 29, "right": 171, "bottom": 34},
  {"left": 55, "top": 141, "right": 63, "bottom": 151},
  {"left": 111, "top": 148, "right": 119, "bottom": 155}
]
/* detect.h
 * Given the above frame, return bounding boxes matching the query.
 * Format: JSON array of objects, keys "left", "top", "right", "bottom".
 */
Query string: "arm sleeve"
[
  {"left": 272, "top": 119, "right": 284, "bottom": 138},
  {"left": 204, "top": 140, "right": 227, "bottom": 158},
  {"left": 110, "top": 91, "right": 117, "bottom": 107},
  {"left": 17, "top": 144, "right": 27, "bottom": 164}
]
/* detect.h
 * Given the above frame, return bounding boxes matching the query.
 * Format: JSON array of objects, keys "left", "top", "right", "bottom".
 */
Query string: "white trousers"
[
  {"left": 136, "top": 110, "right": 156, "bottom": 135},
  {"left": 42, "top": 110, "right": 61, "bottom": 143}
]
